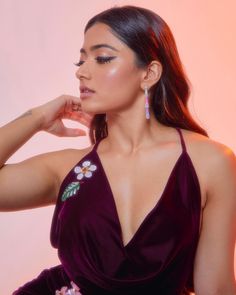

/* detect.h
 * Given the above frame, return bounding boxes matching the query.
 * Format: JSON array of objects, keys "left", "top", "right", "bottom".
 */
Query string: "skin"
[{"left": 0, "top": 23, "right": 235, "bottom": 294}]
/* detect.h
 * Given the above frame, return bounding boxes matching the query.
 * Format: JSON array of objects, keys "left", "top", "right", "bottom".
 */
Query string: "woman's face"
[{"left": 75, "top": 23, "right": 145, "bottom": 115}]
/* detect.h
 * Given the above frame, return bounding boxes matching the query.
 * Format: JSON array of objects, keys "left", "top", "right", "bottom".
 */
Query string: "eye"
[
  {"left": 74, "top": 56, "right": 116, "bottom": 67},
  {"left": 95, "top": 56, "right": 116, "bottom": 64},
  {"left": 74, "top": 61, "right": 84, "bottom": 67}
]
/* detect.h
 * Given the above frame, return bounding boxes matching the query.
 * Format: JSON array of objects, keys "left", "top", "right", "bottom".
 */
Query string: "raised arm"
[{"left": 0, "top": 95, "right": 92, "bottom": 211}]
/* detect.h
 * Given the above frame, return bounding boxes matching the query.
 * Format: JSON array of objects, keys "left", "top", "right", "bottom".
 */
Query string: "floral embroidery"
[
  {"left": 61, "top": 182, "right": 80, "bottom": 202},
  {"left": 74, "top": 160, "right": 97, "bottom": 180},
  {"left": 61, "top": 160, "right": 97, "bottom": 202},
  {"left": 56, "top": 280, "right": 81, "bottom": 294}
]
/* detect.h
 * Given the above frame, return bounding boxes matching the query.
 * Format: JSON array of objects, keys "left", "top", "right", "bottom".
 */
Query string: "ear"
[{"left": 140, "top": 60, "right": 162, "bottom": 90}]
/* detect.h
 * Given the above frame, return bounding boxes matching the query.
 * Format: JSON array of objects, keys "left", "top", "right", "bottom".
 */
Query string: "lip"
[
  {"left": 79, "top": 85, "right": 95, "bottom": 99},
  {"left": 80, "top": 92, "right": 95, "bottom": 99},
  {"left": 79, "top": 85, "right": 95, "bottom": 93}
]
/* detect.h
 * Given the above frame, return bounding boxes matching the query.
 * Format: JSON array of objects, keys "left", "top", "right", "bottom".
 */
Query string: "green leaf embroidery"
[{"left": 61, "top": 182, "right": 80, "bottom": 202}]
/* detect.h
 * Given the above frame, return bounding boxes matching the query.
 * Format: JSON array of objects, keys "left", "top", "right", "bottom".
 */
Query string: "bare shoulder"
[
  {"left": 39, "top": 143, "right": 94, "bottom": 185},
  {"left": 181, "top": 128, "right": 235, "bottom": 167},
  {"left": 185, "top": 130, "right": 236, "bottom": 291},
  {"left": 180, "top": 128, "right": 236, "bottom": 204}
]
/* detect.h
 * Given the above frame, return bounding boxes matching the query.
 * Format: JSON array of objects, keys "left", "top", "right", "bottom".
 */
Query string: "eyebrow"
[{"left": 80, "top": 43, "right": 119, "bottom": 54}]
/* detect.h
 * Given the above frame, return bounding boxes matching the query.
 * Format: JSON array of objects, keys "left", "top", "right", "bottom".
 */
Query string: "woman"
[{"left": 1, "top": 5, "right": 235, "bottom": 295}]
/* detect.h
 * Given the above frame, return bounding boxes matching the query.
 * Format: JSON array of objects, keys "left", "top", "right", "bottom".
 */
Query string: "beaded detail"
[
  {"left": 61, "top": 160, "right": 97, "bottom": 202},
  {"left": 74, "top": 160, "right": 97, "bottom": 180},
  {"left": 61, "top": 182, "right": 80, "bottom": 202}
]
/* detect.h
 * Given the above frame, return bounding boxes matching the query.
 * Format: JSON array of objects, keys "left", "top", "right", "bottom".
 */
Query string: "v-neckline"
[{"left": 93, "top": 128, "right": 185, "bottom": 249}]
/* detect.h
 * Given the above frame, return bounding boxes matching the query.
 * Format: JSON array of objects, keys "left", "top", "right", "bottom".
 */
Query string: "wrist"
[{"left": 30, "top": 107, "right": 46, "bottom": 132}]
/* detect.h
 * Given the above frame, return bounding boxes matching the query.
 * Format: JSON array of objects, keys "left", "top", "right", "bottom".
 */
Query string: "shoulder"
[
  {"left": 38, "top": 143, "right": 95, "bottom": 184},
  {"left": 181, "top": 128, "right": 236, "bottom": 201},
  {"left": 181, "top": 128, "right": 234, "bottom": 158},
  {"left": 185, "top": 131, "right": 236, "bottom": 291},
  {"left": 181, "top": 128, "right": 235, "bottom": 172}
]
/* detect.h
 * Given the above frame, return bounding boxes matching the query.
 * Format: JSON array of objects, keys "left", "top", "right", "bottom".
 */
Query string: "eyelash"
[{"left": 74, "top": 56, "right": 116, "bottom": 67}]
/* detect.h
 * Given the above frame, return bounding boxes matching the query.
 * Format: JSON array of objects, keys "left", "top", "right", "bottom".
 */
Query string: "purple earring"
[{"left": 144, "top": 86, "right": 150, "bottom": 120}]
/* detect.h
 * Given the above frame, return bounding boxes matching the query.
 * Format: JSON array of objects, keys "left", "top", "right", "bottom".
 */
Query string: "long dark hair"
[{"left": 84, "top": 5, "right": 209, "bottom": 144}]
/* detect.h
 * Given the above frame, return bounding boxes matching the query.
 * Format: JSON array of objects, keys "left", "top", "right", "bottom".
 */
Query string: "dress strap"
[
  {"left": 92, "top": 137, "right": 104, "bottom": 152},
  {"left": 175, "top": 127, "right": 187, "bottom": 153}
]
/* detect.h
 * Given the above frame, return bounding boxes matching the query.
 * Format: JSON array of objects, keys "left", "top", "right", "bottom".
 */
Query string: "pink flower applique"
[{"left": 61, "top": 160, "right": 97, "bottom": 202}]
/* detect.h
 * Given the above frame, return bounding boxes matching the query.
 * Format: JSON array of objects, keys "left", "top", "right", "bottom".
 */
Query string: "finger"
[
  {"left": 70, "top": 281, "right": 80, "bottom": 291},
  {"left": 71, "top": 104, "right": 81, "bottom": 112},
  {"left": 63, "top": 113, "right": 93, "bottom": 128},
  {"left": 59, "top": 127, "right": 87, "bottom": 137},
  {"left": 70, "top": 95, "right": 81, "bottom": 104},
  {"left": 77, "top": 112, "right": 93, "bottom": 122},
  {"left": 61, "top": 95, "right": 80, "bottom": 103},
  {"left": 64, "top": 111, "right": 93, "bottom": 122},
  {"left": 60, "top": 286, "right": 68, "bottom": 294},
  {"left": 47, "top": 120, "right": 87, "bottom": 137},
  {"left": 70, "top": 100, "right": 83, "bottom": 112},
  {"left": 63, "top": 96, "right": 81, "bottom": 112},
  {"left": 63, "top": 97, "right": 94, "bottom": 122}
]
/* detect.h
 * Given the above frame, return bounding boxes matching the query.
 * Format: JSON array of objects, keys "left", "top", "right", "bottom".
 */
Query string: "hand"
[
  {"left": 55, "top": 280, "right": 82, "bottom": 295},
  {"left": 34, "top": 95, "right": 94, "bottom": 137}
]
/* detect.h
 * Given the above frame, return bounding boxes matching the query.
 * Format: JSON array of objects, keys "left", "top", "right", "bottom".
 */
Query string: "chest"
[{"left": 96, "top": 148, "right": 199, "bottom": 247}]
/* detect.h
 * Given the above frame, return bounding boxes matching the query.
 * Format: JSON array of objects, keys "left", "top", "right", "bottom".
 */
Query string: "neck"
[{"left": 104, "top": 110, "right": 168, "bottom": 154}]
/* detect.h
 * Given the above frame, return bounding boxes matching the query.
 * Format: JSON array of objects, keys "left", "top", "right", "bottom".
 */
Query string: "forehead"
[{"left": 81, "top": 23, "right": 127, "bottom": 52}]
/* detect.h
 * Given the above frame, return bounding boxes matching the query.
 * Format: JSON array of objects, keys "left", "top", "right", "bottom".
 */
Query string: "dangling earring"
[{"left": 144, "top": 86, "right": 150, "bottom": 120}]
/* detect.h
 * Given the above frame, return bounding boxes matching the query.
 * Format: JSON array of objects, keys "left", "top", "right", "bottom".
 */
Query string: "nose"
[
  {"left": 75, "top": 63, "right": 91, "bottom": 80},
  {"left": 75, "top": 68, "right": 83, "bottom": 80}
]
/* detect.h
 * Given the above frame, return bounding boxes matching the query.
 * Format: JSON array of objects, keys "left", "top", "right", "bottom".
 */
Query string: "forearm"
[
  {"left": 12, "top": 264, "right": 71, "bottom": 294},
  {"left": 0, "top": 108, "right": 44, "bottom": 167}
]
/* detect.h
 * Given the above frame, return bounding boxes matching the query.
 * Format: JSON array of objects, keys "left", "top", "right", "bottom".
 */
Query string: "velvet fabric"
[{"left": 13, "top": 127, "right": 201, "bottom": 295}]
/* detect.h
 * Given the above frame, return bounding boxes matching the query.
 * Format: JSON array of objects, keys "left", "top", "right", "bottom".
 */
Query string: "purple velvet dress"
[{"left": 13, "top": 127, "right": 201, "bottom": 295}]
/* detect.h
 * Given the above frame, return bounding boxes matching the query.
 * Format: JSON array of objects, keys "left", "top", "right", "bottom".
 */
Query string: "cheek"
[
  {"left": 97, "top": 64, "right": 137, "bottom": 93},
  {"left": 100, "top": 68, "right": 125, "bottom": 87}
]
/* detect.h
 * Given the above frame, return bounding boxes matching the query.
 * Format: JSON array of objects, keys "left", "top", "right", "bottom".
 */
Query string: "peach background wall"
[{"left": 0, "top": 0, "right": 235, "bottom": 294}]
